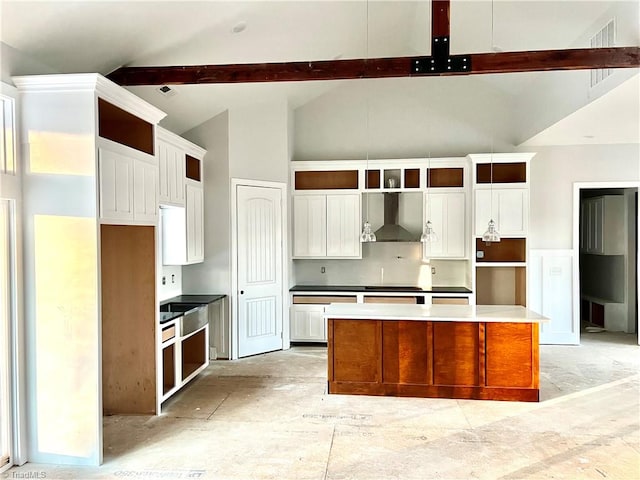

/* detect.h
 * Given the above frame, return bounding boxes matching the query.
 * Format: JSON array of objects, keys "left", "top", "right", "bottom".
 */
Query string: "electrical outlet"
[
  {"left": 321, "top": 266, "right": 326, "bottom": 274},
  {"left": 431, "top": 267, "right": 436, "bottom": 275},
  {"left": 162, "top": 276, "right": 166, "bottom": 285}
]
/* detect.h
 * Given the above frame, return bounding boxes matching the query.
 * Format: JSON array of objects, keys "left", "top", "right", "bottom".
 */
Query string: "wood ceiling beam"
[
  {"left": 107, "top": 47, "right": 640, "bottom": 86},
  {"left": 432, "top": 0, "right": 450, "bottom": 38}
]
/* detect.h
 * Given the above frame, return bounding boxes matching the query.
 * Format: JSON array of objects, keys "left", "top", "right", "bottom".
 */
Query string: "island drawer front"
[
  {"left": 432, "top": 297, "right": 469, "bottom": 305},
  {"left": 162, "top": 325, "right": 176, "bottom": 342},
  {"left": 293, "top": 295, "right": 357, "bottom": 304},
  {"left": 363, "top": 296, "right": 418, "bottom": 304}
]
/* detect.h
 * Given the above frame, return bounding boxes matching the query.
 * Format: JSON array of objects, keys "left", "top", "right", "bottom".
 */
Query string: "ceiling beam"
[
  {"left": 432, "top": 0, "right": 450, "bottom": 39},
  {"left": 107, "top": 47, "right": 639, "bottom": 86}
]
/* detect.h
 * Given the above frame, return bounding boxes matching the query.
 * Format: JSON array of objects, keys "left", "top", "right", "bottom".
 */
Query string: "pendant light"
[
  {"left": 360, "top": 0, "right": 375, "bottom": 243},
  {"left": 421, "top": 153, "right": 438, "bottom": 243},
  {"left": 482, "top": 150, "right": 501, "bottom": 244}
]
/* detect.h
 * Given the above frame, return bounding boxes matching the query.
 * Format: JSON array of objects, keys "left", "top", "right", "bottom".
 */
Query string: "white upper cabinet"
[
  {"left": 158, "top": 127, "right": 206, "bottom": 265},
  {"left": 326, "top": 194, "right": 361, "bottom": 257},
  {"left": 157, "top": 136, "right": 186, "bottom": 206},
  {"left": 580, "top": 195, "right": 625, "bottom": 255},
  {"left": 424, "top": 192, "right": 466, "bottom": 258},
  {"left": 474, "top": 188, "right": 528, "bottom": 237},
  {"left": 293, "top": 193, "right": 361, "bottom": 258},
  {"left": 99, "top": 144, "right": 158, "bottom": 224},
  {"left": 186, "top": 183, "right": 204, "bottom": 263},
  {"left": 293, "top": 195, "right": 327, "bottom": 257}
]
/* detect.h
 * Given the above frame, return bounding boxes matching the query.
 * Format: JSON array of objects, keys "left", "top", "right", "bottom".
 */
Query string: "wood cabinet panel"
[
  {"left": 404, "top": 169, "right": 420, "bottom": 188},
  {"left": 328, "top": 318, "right": 539, "bottom": 402},
  {"left": 98, "top": 98, "right": 154, "bottom": 155},
  {"left": 364, "top": 296, "right": 418, "bottom": 304},
  {"left": 295, "top": 170, "right": 358, "bottom": 190},
  {"left": 433, "top": 322, "right": 479, "bottom": 386},
  {"left": 475, "top": 238, "right": 526, "bottom": 262},
  {"left": 476, "top": 163, "right": 526, "bottom": 184},
  {"left": 382, "top": 321, "right": 431, "bottom": 385},
  {"left": 330, "top": 319, "right": 380, "bottom": 383},
  {"left": 428, "top": 168, "right": 464, "bottom": 187},
  {"left": 101, "top": 224, "right": 157, "bottom": 414},
  {"left": 366, "top": 170, "right": 380, "bottom": 189},
  {"left": 185, "top": 154, "right": 201, "bottom": 181},
  {"left": 485, "top": 322, "right": 537, "bottom": 388}
]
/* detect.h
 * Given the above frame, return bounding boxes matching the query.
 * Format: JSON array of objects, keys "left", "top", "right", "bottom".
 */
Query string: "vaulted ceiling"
[{"left": 1, "top": 1, "right": 638, "bottom": 142}]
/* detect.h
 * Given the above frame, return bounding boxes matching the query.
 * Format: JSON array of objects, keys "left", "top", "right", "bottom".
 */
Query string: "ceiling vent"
[
  {"left": 156, "top": 85, "right": 177, "bottom": 97},
  {"left": 590, "top": 19, "right": 615, "bottom": 89}
]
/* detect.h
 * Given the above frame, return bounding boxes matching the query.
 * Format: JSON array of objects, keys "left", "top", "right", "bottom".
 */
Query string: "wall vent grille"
[{"left": 590, "top": 19, "right": 615, "bottom": 88}]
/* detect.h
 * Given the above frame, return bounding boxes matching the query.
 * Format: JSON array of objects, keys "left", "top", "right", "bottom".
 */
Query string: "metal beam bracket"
[{"left": 412, "top": 54, "right": 472, "bottom": 75}]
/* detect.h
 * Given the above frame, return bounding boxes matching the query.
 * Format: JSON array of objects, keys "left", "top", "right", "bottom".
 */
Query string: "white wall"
[
  {"left": 182, "top": 99, "right": 291, "bottom": 294},
  {"left": 228, "top": 100, "right": 290, "bottom": 183},
  {"left": 1, "top": 43, "right": 58, "bottom": 85},
  {"left": 513, "top": 2, "right": 640, "bottom": 144},
  {"left": 182, "top": 111, "right": 231, "bottom": 295},
  {"left": 293, "top": 242, "right": 468, "bottom": 289},
  {"left": 525, "top": 144, "right": 640, "bottom": 250},
  {"left": 294, "top": 76, "right": 516, "bottom": 161}
]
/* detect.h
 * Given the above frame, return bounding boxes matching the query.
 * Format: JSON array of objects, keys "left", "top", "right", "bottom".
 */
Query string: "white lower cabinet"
[
  {"left": 162, "top": 183, "right": 204, "bottom": 265},
  {"left": 424, "top": 192, "right": 465, "bottom": 258},
  {"left": 475, "top": 187, "right": 528, "bottom": 237},
  {"left": 99, "top": 146, "right": 158, "bottom": 224},
  {"left": 293, "top": 193, "right": 360, "bottom": 258},
  {"left": 290, "top": 304, "right": 326, "bottom": 342}
]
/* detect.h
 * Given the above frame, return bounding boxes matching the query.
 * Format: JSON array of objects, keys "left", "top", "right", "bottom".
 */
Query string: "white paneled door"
[{"left": 237, "top": 185, "right": 283, "bottom": 357}]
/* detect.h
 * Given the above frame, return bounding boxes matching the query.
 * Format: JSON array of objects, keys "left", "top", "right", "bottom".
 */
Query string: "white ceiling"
[{"left": 1, "top": 0, "right": 638, "bottom": 141}]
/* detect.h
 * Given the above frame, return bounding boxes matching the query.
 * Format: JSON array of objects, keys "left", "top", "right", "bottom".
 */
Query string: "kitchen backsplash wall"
[
  {"left": 293, "top": 242, "right": 469, "bottom": 288},
  {"left": 159, "top": 265, "right": 182, "bottom": 301}
]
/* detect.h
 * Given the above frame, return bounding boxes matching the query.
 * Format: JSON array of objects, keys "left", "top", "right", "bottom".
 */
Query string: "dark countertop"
[
  {"left": 289, "top": 285, "right": 472, "bottom": 294},
  {"left": 159, "top": 311, "right": 183, "bottom": 324},
  {"left": 161, "top": 294, "right": 226, "bottom": 305},
  {"left": 159, "top": 294, "right": 226, "bottom": 324}
]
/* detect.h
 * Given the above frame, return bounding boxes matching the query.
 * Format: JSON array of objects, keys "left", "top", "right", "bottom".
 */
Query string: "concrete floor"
[{"left": 6, "top": 331, "right": 640, "bottom": 479}]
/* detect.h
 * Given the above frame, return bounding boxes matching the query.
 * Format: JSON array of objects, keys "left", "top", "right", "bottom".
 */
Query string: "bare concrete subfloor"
[{"left": 6, "top": 331, "right": 640, "bottom": 480}]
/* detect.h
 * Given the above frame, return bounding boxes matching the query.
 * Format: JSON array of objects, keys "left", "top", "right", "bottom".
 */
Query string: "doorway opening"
[{"left": 577, "top": 185, "right": 638, "bottom": 346}]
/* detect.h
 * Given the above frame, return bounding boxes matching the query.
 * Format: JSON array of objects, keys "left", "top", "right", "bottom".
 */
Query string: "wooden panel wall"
[{"left": 101, "top": 224, "right": 157, "bottom": 414}]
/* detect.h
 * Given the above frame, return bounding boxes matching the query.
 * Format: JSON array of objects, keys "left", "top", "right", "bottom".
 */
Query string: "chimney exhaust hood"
[{"left": 372, "top": 193, "right": 421, "bottom": 242}]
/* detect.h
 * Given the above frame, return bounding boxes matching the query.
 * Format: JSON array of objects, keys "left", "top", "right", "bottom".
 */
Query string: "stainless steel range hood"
[{"left": 373, "top": 193, "right": 421, "bottom": 242}]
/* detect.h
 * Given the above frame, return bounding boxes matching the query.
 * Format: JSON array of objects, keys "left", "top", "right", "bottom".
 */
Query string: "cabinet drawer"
[
  {"left": 293, "top": 295, "right": 357, "bottom": 304},
  {"left": 432, "top": 297, "right": 469, "bottom": 305},
  {"left": 364, "top": 296, "right": 418, "bottom": 304},
  {"left": 162, "top": 325, "right": 176, "bottom": 342}
]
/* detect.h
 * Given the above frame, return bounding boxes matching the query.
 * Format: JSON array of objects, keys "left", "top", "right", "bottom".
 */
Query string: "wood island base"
[{"left": 327, "top": 318, "right": 540, "bottom": 402}]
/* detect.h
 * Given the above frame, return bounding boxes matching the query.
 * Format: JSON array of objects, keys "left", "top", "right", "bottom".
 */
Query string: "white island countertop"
[{"left": 323, "top": 304, "right": 549, "bottom": 323}]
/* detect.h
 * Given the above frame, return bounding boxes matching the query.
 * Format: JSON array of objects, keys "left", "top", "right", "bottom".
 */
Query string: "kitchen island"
[{"left": 324, "top": 304, "right": 548, "bottom": 402}]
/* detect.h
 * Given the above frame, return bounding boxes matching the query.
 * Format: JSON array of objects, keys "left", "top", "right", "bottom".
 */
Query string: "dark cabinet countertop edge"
[{"left": 289, "top": 285, "right": 472, "bottom": 294}]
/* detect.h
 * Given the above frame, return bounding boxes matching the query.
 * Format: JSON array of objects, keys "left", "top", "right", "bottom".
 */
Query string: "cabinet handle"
[{"left": 240, "top": 290, "right": 244, "bottom": 295}]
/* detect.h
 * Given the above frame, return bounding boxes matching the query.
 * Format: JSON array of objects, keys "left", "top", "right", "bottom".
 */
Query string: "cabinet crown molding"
[
  {"left": 467, "top": 153, "right": 536, "bottom": 164},
  {"left": 12, "top": 73, "right": 166, "bottom": 125},
  {"left": 156, "top": 125, "right": 207, "bottom": 159}
]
